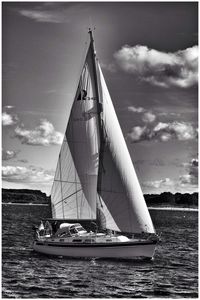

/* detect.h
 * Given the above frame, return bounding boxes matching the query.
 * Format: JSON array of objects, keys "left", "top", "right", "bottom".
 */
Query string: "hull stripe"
[{"left": 35, "top": 241, "right": 157, "bottom": 248}]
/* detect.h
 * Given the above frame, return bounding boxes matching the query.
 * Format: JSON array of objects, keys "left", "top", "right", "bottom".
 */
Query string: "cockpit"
[{"left": 55, "top": 223, "right": 87, "bottom": 237}]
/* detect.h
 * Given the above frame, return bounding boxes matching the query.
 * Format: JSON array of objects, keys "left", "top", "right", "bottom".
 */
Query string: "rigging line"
[
  {"left": 70, "top": 104, "right": 79, "bottom": 220},
  {"left": 54, "top": 179, "right": 81, "bottom": 184},
  {"left": 64, "top": 181, "right": 79, "bottom": 200},
  {"left": 74, "top": 130, "right": 79, "bottom": 221},
  {"left": 54, "top": 197, "right": 80, "bottom": 213},
  {"left": 55, "top": 197, "right": 76, "bottom": 209},
  {"left": 54, "top": 188, "right": 82, "bottom": 207},
  {"left": 51, "top": 140, "right": 65, "bottom": 201},
  {"left": 61, "top": 182, "right": 75, "bottom": 197},
  {"left": 58, "top": 152, "right": 65, "bottom": 218},
  {"left": 52, "top": 188, "right": 60, "bottom": 202}
]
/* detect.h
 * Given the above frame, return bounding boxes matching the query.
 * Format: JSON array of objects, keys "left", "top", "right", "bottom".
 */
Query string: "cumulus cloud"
[
  {"left": 128, "top": 106, "right": 156, "bottom": 124},
  {"left": 155, "top": 122, "right": 197, "bottom": 141},
  {"left": 2, "top": 149, "right": 19, "bottom": 160},
  {"left": 142, "top": 112, "right": 156, "bottom": 123},
  {"left": 2, "top": 165, "right": 54, "bottom": 183},
  {"left": 127, "top": 126, "right": 147, "bottom": 142},
  {"left": 114, "top": 45, "right": 198, "bottom": 88},
  {"left": 14, "top": 119, "right": 63, "bottom": 146},
  {"left": 180, "top": 158, "right": 198, "bottom": 186},
  {"left": 101, "top": 62, "right": 116, "bottom": 73},
  {"left": 127, "top": 106, "right": 145, "bottom": 113},
  {"left": 143, "top": 178, "right": 174, "bottom": 189},
  {"left": 141, "top": 158, "right": 198, "bottom": 192},
  {"left": 179, "top": 174, "right": 196, "bottom": 185},
  {"left": 189, "top": 158, "right": 198, "bottom": 177},
  {"left": 127, "top": 121, "right": 197, "bottom": 143},
  {"left": 2, "top": 112, "right": 18, "bottom": 126}
]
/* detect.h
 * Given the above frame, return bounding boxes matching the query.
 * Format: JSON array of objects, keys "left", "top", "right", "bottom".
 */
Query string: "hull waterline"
[{"left": 33, "top": 240, "right": 157, "bottom": 259}]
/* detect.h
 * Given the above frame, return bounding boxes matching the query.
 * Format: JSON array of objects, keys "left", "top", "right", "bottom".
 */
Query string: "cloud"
[
  {"left": 4, "top": 105, "right": 14, "bottom": 110},
  {"left": 179, "top": 174, "right": 196, "bottom": 185},
  {"left": 127, "top": 126, "right": 147, "bottom": 142},
  {"left": 100, "top": 62, "right": 116, "bottom": 73},
  {"left": 2, "top": 149, "right": 19, "bottom": 160},
  {"left": 17, "top": 3, "right": 88, "bottom": 24},
  {"left": 2, "top": 165, "right": 54, "bottom": 184},
  {"left": 2, "top": 112, "right": 18, "bottom": 126},
  {"left": 114, "top": 45, "right": 198, "bottom": 88},
  {"left": 127, "top": 106, "right": 156, "bottom": 123},
  {"left": 155, "top": 122, "right": 197, "bottom": 141},
  {"left": 141, "top": 158, "right": 198, "bottom": 193},
  {"left": 127, "top": 121, "right": 197, "bottom": 143},
  {"left": 143, "top": 178, "right": 174, "bottom": 189},
  {"left": 19, "top": 9, "right": 66, "bottom": 23},
  {"left": 179, "top": 158, "right": 198, "bottom": 186},
  {"left": 127, "top": 106, "right": 145, "bottom": 113},
  {"left": 142, "top": 112, "right": 156, "bottom": 123},
  {"left": 14, "top": 119, "right": 63, "bottom": 146}
]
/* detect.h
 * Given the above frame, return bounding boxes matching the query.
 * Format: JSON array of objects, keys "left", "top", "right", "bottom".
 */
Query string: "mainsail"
[
  {"left": 96, "top": 63, "right": 155, "bottom": 234},
  {"left": 51, "top": 30, "right": 155, "bottom": 234}
]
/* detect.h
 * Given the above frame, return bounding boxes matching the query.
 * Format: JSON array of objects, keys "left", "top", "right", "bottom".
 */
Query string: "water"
[{"left": 2, "top": 204, "right": 198, "bottom": 298}]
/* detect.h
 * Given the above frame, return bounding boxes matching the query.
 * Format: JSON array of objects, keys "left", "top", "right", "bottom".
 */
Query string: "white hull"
[{"left": 33, "top": 240, "right": 156, "bottom": 259}]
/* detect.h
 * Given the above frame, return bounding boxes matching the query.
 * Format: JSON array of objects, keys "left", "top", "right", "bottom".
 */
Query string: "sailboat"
[{"left": 33, "top": 29, "right": 159, "bottom": 259}]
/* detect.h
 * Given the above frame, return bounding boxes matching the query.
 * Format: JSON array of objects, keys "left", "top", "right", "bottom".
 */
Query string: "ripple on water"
[{"left": 2, "top": 205, "right": 198, "bottom": 298}]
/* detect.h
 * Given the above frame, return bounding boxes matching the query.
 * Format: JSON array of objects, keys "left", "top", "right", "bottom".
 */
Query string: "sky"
[{"left": 2, "top": 1, "right": 198, "bottom": 195}]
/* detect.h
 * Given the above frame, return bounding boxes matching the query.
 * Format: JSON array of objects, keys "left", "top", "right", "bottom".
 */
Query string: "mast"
[
  {"left": 88, "top": 28, "right": 101, "bottom": 109},
  {"left": 88, "top": 28, "right": 104, "bottom": 204}
]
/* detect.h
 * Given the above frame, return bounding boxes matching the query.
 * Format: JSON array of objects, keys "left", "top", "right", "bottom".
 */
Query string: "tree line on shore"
[
  {"left": 2, "top": 189, "right": 198, "bottom": 207},
  {"left": 2, "top": 189, "right": 50, "bottom": 204},
  {"left": 144, "top": 192, "right": 198, "bottom": 207}
]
